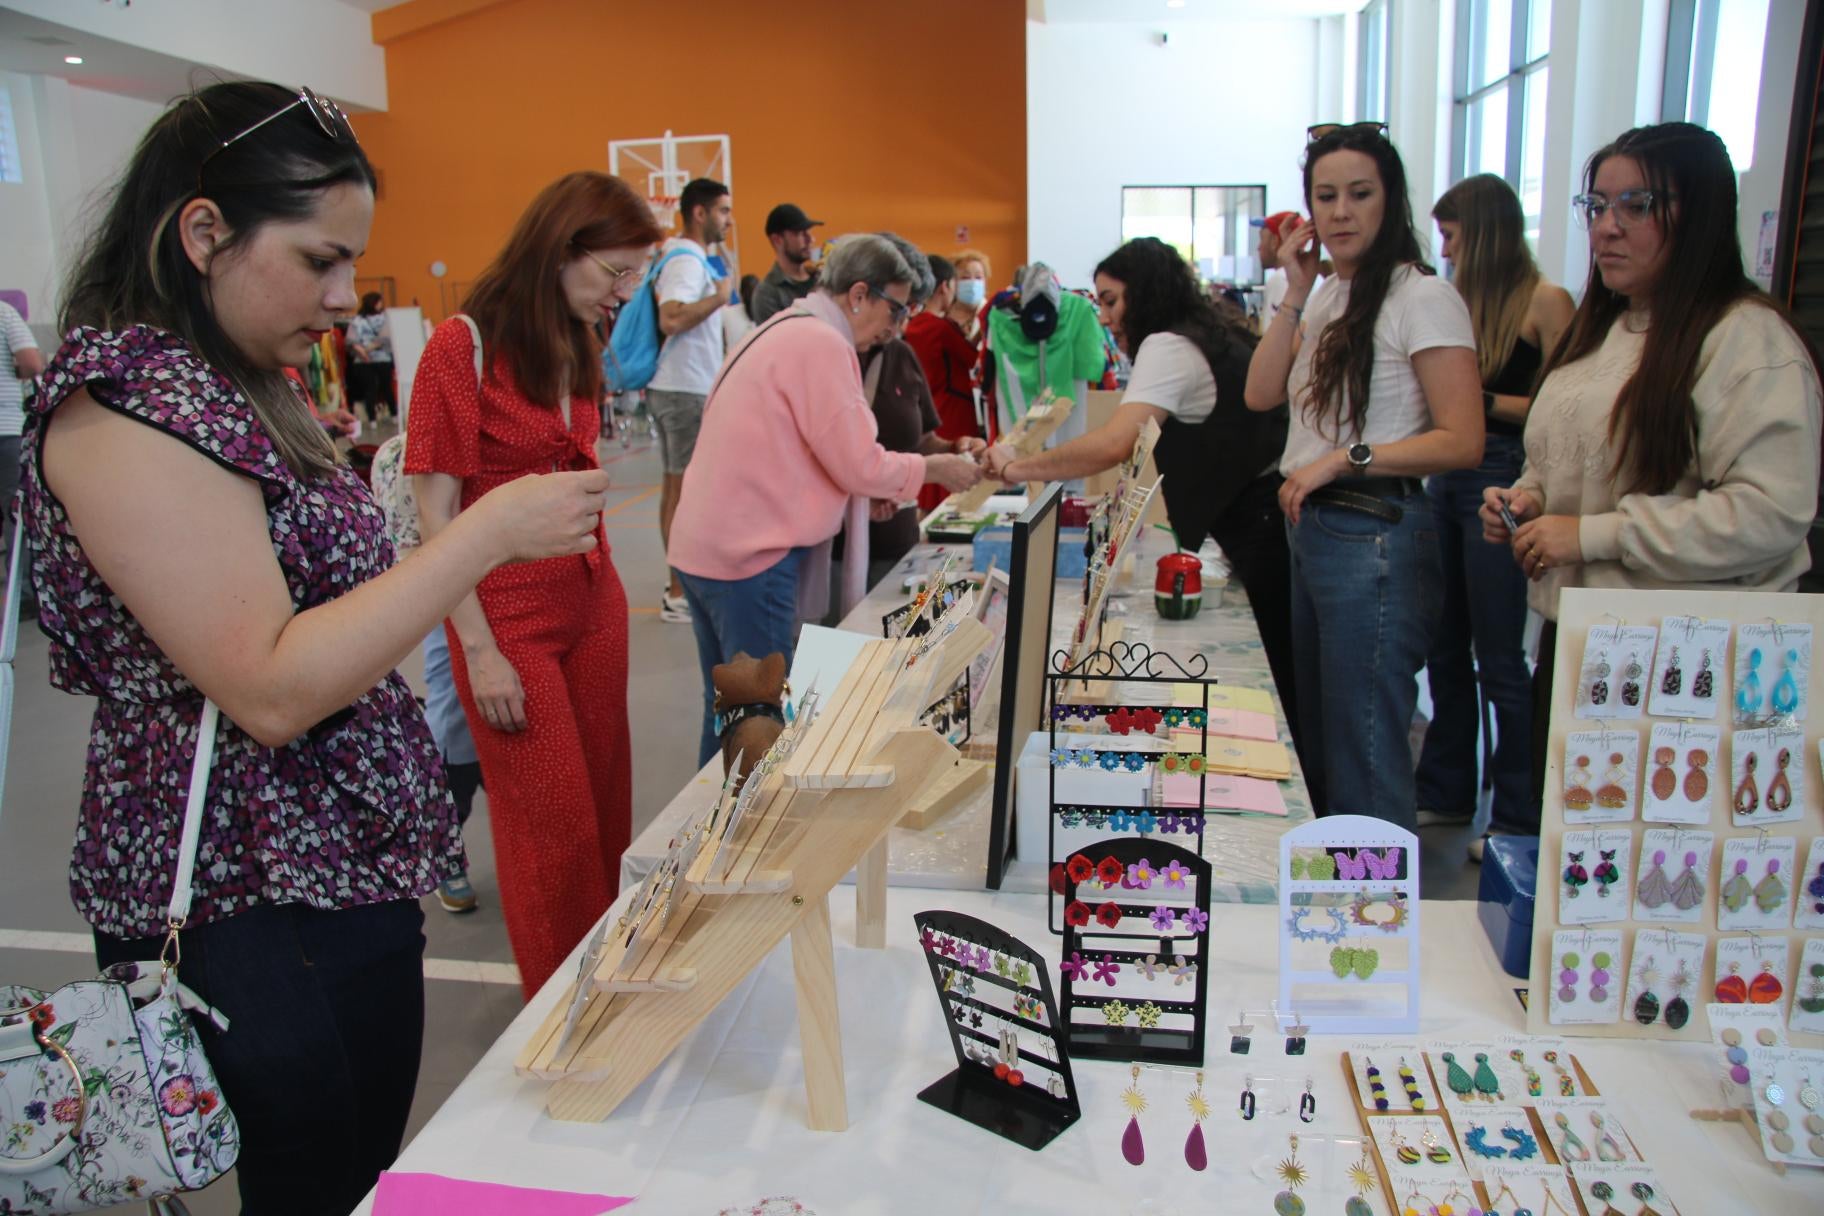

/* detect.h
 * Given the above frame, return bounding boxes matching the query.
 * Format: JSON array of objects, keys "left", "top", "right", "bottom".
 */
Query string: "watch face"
[{"left": 1348, "top": 443, "right": 1371, "bottom": 465}]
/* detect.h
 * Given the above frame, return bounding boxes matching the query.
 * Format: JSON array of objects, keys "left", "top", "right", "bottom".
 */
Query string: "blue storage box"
[
  {"left": 972, "top": 526, "right": 1089, "bottom": 579},
  {"left": 1477, "top": 835, "right": 1538, "bottom": 979}
]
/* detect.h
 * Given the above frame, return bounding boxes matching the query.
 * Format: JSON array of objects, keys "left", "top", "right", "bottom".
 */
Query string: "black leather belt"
[
  {"left": 1345, "top": 476, "right": 1424, "bottom": 498},
  {"left": 1308, "top": 485, "right": 1406, "bottom": 523}
]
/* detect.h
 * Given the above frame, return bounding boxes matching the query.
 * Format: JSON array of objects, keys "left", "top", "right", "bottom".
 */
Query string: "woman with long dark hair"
[
  {"left": 1244, "top": 124, "right": 1484, "bottom": 825},
  {"left": 1417, "top": 174, "right": 1574, "bottom": 851},
  {"left": 1483, "top": 123, "right": 1821, "bottom": 794},
  {"left": 982, "top": 237, "right": 1297, "bottom": 740},
  {"left": 25, "top": 81, "right": 607, "bottom": 1212},
  {"left": 408, "top": 172, "right": 662, "bottom": 998}
]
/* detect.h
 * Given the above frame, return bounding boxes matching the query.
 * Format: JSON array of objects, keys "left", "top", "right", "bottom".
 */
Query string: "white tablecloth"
[{"left": 353, "top": 898, "right": 1822, "bottom": 1215}]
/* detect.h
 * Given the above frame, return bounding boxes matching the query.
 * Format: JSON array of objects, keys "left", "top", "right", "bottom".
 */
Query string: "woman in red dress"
[{"left": 407, "top": 172, "right": 663, "bottom": 996}]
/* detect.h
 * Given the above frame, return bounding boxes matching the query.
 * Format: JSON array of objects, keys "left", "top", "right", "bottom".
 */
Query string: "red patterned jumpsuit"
[{"left": 405, "top": 317, "right": 630, "bottom": 998}]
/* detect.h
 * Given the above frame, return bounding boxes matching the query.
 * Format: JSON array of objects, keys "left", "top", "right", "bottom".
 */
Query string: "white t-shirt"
[
  {"left": 0, "top": 302, "right": 39, "bottom": 438},
  {"left": 1263, "top": 269, "right": 1327, "bottom": 321},
  {"left": 650, "top": 237, "right": 725, "bottom": 395},
  {"left": 1278, "top": 265, "right": 1475, "bottom": 475},
  {"left": 1122, "top": 332, "right": 1215, "bottom": 424}
]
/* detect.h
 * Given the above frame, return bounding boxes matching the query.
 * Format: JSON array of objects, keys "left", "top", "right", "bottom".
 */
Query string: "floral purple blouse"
[{"left": 21, "top": 326, "right": 463, "bottom": 939}]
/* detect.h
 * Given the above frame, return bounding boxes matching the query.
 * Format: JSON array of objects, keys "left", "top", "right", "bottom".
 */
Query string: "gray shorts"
[{"left": 646, "top": 388, "right": 706, "bottom": 475}]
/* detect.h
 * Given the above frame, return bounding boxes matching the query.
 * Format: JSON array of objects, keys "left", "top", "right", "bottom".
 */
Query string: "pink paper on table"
[
  {"left": 374, "top": 1172, "right": 634, "bottom": 1216},
  {"left": 1160, "top": 772, "right": 1288, "bottom": 816}
]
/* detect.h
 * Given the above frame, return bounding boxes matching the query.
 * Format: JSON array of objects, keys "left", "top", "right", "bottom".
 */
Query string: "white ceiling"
[
  {"left": 1031, "top": 0, "right": 1367, "bottom": 20},
  {"left": 0, "top": 7, "right": 231, "bottom": 104}
]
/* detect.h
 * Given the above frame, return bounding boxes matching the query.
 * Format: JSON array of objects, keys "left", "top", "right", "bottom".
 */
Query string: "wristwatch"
[{"left": 1346, "top": 442, "right": 1374, "bottom": 473}]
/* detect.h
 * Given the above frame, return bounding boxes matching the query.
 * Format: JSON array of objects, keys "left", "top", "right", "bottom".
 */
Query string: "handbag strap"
[{"left": 0, "top": 512, "right": 220, "bottom": 928}]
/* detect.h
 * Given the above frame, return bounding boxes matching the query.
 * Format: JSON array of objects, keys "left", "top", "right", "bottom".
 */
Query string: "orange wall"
[{"left": 354, "top": 0, "right": 1027, "bottom": 319}]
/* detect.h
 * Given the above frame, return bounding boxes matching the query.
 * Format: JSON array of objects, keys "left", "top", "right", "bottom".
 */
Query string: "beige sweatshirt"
[{"left": 1512, "top": 300, "right": 1821, "bottom": 620}]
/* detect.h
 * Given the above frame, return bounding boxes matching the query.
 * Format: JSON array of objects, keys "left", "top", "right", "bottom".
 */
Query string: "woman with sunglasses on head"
[
  {"left": 1482, "top": 123, "right": 1821, "bottom": 797},
  {"left": 1417, "top": 175, "right": 1574, "bottom": 854},
  {"left": 24, "top": 81, "right": 608, "bottom": 1213},
  {"left": 1244, "top": 122, "right": 1485, "bottom": 826},
  {"left": 408, "top": 171, "right": 663, "bottom": 1000}
]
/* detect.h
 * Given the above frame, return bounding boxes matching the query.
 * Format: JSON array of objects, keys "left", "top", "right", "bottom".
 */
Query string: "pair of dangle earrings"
[
  {"left": 1636, "top": 849, "right": 1704, "bottom": 912},
  {"left": 1738, "top": 645, "right": 1803, "bottom": 719},
  {"left": 1647, "top": 746, "right": 1709, "bottom": 803},
  {"left": 1734, "top": 746, "right": 1794, "bottom": 815},
  {"left": 1661, "top": 644, "right": 1716, "bottom": 700},
  {"left": 1121, "top": 1066, "right": 1213, "bottom": 1171}
]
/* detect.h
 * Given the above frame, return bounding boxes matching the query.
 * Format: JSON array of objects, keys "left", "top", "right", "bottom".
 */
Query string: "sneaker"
[
  {"left": 436, "top": 874, "right": 478, "bottom": 913},
  {"left": 660, "top": 592, "right": 692, "bottom": 623},
  {"left": 1416, "top": 807, "right": 1473, "bottom": 828}
]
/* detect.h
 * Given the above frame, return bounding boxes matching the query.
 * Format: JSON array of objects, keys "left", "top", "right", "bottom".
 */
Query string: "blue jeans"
[
  {"left": 679, "top": 548, "right": 808, "bottom": 765},
  {"left": 1288, "top": 488, "right": 1443, "bottom": 829},
  {"left": 1415, "top": 435, "right": 1536, "bottom": 832}
]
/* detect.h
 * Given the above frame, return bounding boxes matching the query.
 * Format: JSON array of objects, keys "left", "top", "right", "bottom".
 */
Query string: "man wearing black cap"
[{"left": 751, "top": 203, "right": 822, "bottom": 323}]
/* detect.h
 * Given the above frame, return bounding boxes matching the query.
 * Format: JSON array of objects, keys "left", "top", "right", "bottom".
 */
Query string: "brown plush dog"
[{"left": 712, "top": 651, "right": 787, "bottom": 784}]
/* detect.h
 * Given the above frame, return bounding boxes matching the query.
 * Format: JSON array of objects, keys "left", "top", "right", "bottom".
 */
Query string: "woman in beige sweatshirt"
[{"left": 1480, "top": 122, "right": 1822, "bottom": 809}]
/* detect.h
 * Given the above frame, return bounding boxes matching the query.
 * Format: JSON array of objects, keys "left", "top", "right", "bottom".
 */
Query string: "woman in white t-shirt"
[
  {"left": 1244, "top": 123, "right": 1485, "bottom": 826},
  {"left": 983, "top": 237, "right": 1298, "bottom": 747}
]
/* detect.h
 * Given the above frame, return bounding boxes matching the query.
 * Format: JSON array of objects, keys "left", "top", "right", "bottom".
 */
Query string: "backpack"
[{"left": 605, "top": 246, "right": 710, "bottom": 393}]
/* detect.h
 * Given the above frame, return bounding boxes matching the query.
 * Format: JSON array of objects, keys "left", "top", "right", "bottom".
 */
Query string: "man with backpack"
[{"left": 650, "top": 176, "right": 733, "bottom": 622}]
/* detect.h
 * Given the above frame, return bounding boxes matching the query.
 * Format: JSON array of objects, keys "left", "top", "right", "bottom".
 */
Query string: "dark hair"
[
  {"left": 927, "top": 254, "right": 956, "bottom": 286},
  {"left": 62, "top": 80, "right": 375, "bottom": 476},
  {"left": 1300, "top": 127, "right": 1431, "bottom": 440},
  {"left": 463, "top": 171, "right": 665, "bottom": 409},
  {"left": 1547, "top": 122, "right": 1817, "bottom": 494},
  {"left": 680, "top": 177, "right": 729, "bottom": 228},
  {"left": 739, "top": 273, "right": 761, "bottom": 323},
  {"left": 1094, "top": 237, "right": 1252, "bottom": 369},
  {"left": 358, "top": 291, "right": 384, "bottom": 316}
]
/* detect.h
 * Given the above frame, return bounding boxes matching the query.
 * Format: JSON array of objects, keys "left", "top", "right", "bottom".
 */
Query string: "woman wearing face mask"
[
  {"left": 408, "top": 171, "right": 663, "bottom": 998},
  {"left": 953, "top": 247, "right": 994, "bottom": 326},
  {"left": 1482, "top": 123, "right": 1821, "bottom": 800},
  {"left": 907, "top": 254, "right": 985, "bottom": 444},
  {"left": 1417, "top": 174, "right": 1574, "bottom": 853},
  {"left": 982, "top": 237, "right": 1299, "bottom": 747},
  {"left": 668, "top": 234, "right": 984, "bottom": 764},
  {"left": 1244, "top": 123, "right": 1484, "bottom": 825},
  {"left": 25, "top": 81, "right": 607, "bottom": 1212}
]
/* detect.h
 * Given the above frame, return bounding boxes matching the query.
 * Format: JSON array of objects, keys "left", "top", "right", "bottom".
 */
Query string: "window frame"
[
  {"left": 1118, "top": 184, "right": 1269, "bottom": 286},
  {"left": 1357, "top": 0, "right": 1392, "bottom": 123},
  {"left": 1450, "top": 0, "right": 1549, "bottom": 189}
]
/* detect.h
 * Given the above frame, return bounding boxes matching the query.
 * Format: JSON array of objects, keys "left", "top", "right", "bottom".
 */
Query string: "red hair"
[{"left": 463, "top": 171, "right": 664, "bottom": 407}]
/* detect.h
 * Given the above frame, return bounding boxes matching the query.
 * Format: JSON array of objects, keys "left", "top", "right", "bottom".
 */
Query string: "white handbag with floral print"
[{"left": 0, "top": 519, "right": 241, "bottom": 1214}]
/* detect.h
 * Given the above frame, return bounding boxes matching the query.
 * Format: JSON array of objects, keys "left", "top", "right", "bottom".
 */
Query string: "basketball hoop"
[{"left": 647, "top": 196, "right": 681, "bottom": 233}]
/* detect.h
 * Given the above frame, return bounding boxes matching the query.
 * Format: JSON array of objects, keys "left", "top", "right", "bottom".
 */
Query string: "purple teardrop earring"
[
  {"left": 1121, "top": 1066, "right": 1147, "bottom": 1165},
  {"left": 1184, "top": 1070, "right": 1210, "bottom": 1171}
]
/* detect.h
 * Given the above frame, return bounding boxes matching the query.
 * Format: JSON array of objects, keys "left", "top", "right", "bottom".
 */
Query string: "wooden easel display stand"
[
  {"left": 516, "top": 612, "right": 991, "bottom": 1129},
  {"left": 936, "top": 392, "right": 1070, "bottom": 516}
]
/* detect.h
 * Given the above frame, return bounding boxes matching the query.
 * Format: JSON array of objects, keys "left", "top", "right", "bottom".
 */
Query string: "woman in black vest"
[{"left": 983, "top": 237, "right": 1297, "bottom": 750}]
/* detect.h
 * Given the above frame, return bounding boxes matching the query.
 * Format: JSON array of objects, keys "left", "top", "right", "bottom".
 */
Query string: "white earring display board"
[{"left": 1527, "top": 587, "right": 1824, "bottom": 1047}]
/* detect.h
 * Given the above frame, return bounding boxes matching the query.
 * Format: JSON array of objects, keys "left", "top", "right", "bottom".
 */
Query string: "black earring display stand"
[
  {"left": 913, "top": 910, "right": 1081, "bottom": 1151},
  {"left": 1058, "top": 835, "right": 1213, "bottom": 1065},
  {"left": 1046, "top": 642, "right": 1215, "bottom": 932}
]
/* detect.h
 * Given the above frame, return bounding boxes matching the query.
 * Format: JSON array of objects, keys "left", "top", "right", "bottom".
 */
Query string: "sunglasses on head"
[
  {"left": 199, "top": 86, "right": 359, "bottom": 186},
  {"left": 1307, "top": 120, "right": 1390, "bottom": 144}
]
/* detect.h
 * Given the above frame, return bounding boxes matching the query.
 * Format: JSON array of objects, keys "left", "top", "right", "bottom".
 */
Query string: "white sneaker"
[{"left": 660, "top": 592, "right": 692, "bottom": 623}]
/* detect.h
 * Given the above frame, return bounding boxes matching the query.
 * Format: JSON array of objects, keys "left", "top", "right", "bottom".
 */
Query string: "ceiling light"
[
  {"left": 64, "top": 55, "right": 84, "bottom": 64},
  {"left": 1166, "top": 0, "right": 1186, "bottom": 8}
]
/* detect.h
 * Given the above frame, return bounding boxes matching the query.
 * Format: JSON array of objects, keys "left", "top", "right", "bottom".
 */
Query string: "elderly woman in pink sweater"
[{"left": 669, "top": 234, "right": 983, "bottom": 762}]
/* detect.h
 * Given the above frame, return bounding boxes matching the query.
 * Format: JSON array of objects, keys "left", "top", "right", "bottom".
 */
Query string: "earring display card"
[
  {"left": 1547, "top": 929, "right": 1626, "bottom": 1025},
  {"left": 1481, "top": 1163, "right": 1581, "bottom": 1216},
  {"left": 1531, "top": 1097, "right": 1643, "bottom": 1165},
  {"left": 1495, "top": 1035, "right": 1596, "bottom": 1099},
  {"left": 1447, "top": 1104, "right": 1543, "bottom": 1182},
  {"left": 1734, "top": 621, "right": 1813, "bottom": 726},
  {"left": 1557, "top": 829, "right": 1633, "bottom": 925},
  {"left": 1797, "top": 838, "right": 1824, "bottom": 931},
  {"left": 1570, "top": 1163, "right": 1684, "bottom": 1215},
  {"left": 1279, "top": 816, "right": 1421, "bottom": 1035},
  {"left": 1745, "top": 1045, "right": 1824, "bottom": 1168},
  {"left": 1729, "top": 726, "right": 1806, "bottom": 826},
  {"left": 1714, "top": 934, "right": 1792, "bottom": 1017},
  {"left": 1363, "top": 1113, "right": 1475, "bottom": 1193},
  {"left": 1345, "top": 1047, "right": 1437, "bottom": 1112},
  {"left": 1649, "top": 616, "right": 1730, "bottom": 719},
  {"left": 1622, "top": 929, "right": 1705, "bottom": 1033},
  {"left": 1792, "top": 939, "right": 1824, "bottom": 1035},
  {"left": 1575, "top": 623, "right": 1658, "bottom": 720},
  {"left": 1715, "top": 836, "right": 1798, "bottom": 931},
  {"left": 1056, "top": 836, "right": 1210, "bottom": 1064},
  {"left": 1641, "top": 723, "right": 1720, "bottom": 824},
  {"left": 912, "top": 909, "right": 1081, "bottom": 1151},
  {"left": 1632, "top": 830, "right": 1713, "bottom": 924},
  {"left": 1426, "top": 1043, "right": 1533, "bottom": 1111},
  {"left": 1561, "top": 731, "right": 1640, "bottom": 824}
]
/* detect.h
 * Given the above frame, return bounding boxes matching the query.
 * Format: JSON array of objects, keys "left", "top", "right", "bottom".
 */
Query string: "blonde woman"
[{"left": 1417, "top": 174, "right": 1573, "bottom": 852}]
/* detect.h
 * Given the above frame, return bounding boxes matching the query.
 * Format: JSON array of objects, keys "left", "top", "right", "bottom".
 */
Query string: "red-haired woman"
[{"left": 408, "top": 172, "right": 663, "bottom": 996}]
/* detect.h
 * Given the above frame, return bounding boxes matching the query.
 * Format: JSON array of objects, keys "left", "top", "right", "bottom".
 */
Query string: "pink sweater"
[{"left": 668, "top": 291, "right": 927, "bottom": 581}]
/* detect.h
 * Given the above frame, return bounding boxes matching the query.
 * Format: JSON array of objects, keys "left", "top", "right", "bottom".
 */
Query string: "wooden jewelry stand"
[
  {"left": 516, "top": 596, "right": 991, "bottom": 1128},
  {"left": 936, "top": 391, "right": 1071, "bottom": 516}
]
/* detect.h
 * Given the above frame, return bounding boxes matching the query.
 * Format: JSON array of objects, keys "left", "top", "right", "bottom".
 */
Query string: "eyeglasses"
[
  {"left": 198, "top": 86, "right": 358, "bottom": 186},
  {"left": 869, "top": 285, "right": 910, "bottom": 323},
  {"left": 1572, "top": 189, "right": 1669, "bottom": 230},
  {"left": 576, "top": 247, "right": 648, "bottom": 290},
  {"left": 1307, "top": 120, "right": 1389, "bottom": 144}
]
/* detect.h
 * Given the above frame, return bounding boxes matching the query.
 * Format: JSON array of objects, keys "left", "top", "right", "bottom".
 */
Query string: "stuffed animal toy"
[{"left": 712, "top": 651, "right": 787, "bottom": 784}]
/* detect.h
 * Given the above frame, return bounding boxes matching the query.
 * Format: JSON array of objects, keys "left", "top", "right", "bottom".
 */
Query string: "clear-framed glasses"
[
  {"left": 869, "top": 285, "right": 910, "bottom": 323},
  {"left": 199, "top": 86, "right": 357, "bottom": 188},
  {"left": 1572, "top": 189, "right": 1669, "bottom": 230},
  {"left": 1307, "top": 120, "right": 1390, "bottom": 144},
  {"left": 576, "top": 247, "right": 648, "bottom": 292}
]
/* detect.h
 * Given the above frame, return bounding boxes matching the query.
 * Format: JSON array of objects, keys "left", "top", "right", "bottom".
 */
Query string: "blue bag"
[{"left": 605, "top": 246, "right": 710, "bottom": 393}]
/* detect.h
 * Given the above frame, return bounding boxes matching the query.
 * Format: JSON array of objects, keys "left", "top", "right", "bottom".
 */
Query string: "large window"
[
  {"left": 0, "top": 85, "right": 21, "bottom": 185},
  {"left": 1357, "top": 0, "right": 1391, "bottom": 122},
  {"left": 1120, "top": 185, "right": 1267, "bottom": 285},
  {"left": 1452, "top": 0, "right": 1550, "bottom": 239},
  {"left": 1663, "top": 0, "right": 1771, "bottom": 173}
]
